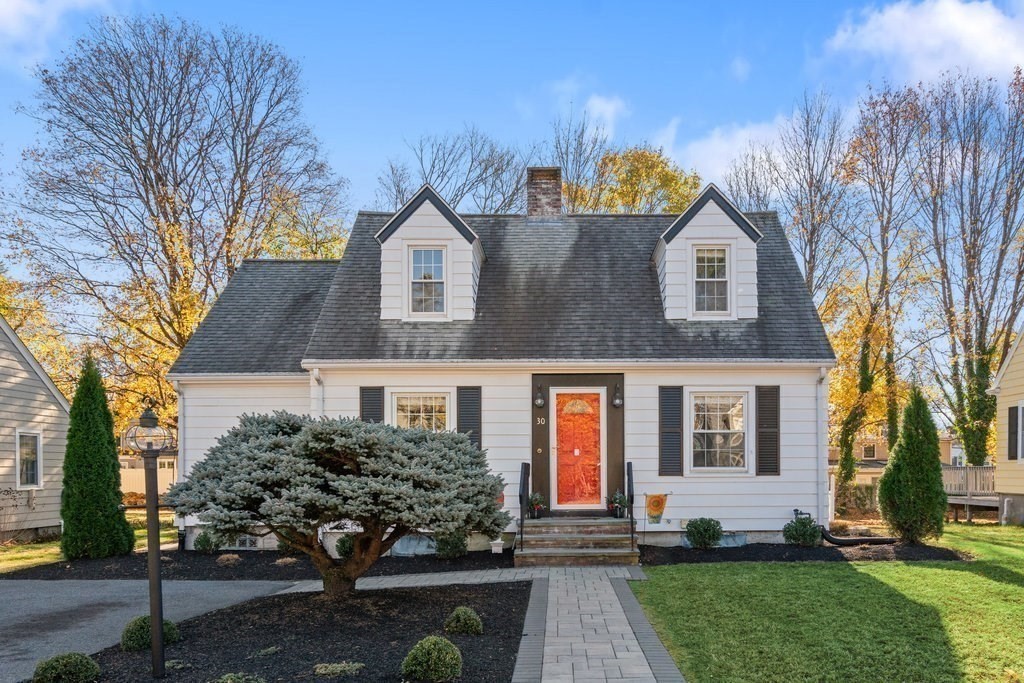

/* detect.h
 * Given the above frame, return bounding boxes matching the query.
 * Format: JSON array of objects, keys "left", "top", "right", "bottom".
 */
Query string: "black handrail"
[
  {"left": 518, "top": 462, "right": 531, "bottom": 551},
  {"left": 626, "top": 462, "right": 636, "bottom": 552}
]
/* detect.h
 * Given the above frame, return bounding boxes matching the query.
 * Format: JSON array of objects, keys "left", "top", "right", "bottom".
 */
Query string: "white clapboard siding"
[
  {"left": 177, "top": 380, "right": 310, "bottom": 476},
  {"left": 657, "top": 198, "right": 758, "bottom": 320},
  {"left": 0, "top": 327, "right": 69, "bottom": 534},
  {"left": 378, "top": 199, "right": 483, "bottom": 321}
]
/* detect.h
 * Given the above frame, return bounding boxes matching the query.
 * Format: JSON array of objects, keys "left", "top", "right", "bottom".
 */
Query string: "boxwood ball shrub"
[
  {"left": 434, "top": 531, "right": 468, "bottom": 560},
  {"left": 685, "top": 518, "right": 723, "bottom": 550},
  {"left": 444, "top": 606, "right": 483, "bottom": 635},
  {"left": 335, "top": 535, "right": 354, "bottom": 560},
  {"left": 121, "top": 615, "right": 181, "bottom": 651},
  {"left": 783, "top": 516, "right": 822, "bottom": 547},
  {"left": 193, "top": 530, "right": 220, "bottom": 554},
  {"left": 401, "top": 636, "right": 462, "bottom": 682},
  {"left": 32, "top": 652, "right": 100, "bottom": 683}
]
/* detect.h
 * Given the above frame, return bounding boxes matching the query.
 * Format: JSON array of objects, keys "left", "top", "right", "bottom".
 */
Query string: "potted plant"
[
  {"left": 528, "top": 492, "right": 547, "bottom": 519},
  {"left": 607, "top": 490, "right": 629, "bottom": 518}
]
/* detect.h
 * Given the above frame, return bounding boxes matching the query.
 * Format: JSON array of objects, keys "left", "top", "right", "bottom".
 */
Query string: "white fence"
[
  {"left": 941, "top": 465, "right": 995, "bottom": 497},
  {"left": 119, "top": 462, "right": 177, "bottom": 495}
]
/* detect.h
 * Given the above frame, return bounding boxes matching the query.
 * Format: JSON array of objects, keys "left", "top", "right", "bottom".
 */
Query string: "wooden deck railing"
[{"left": 941, "top": 465, "right": 995, "bottom": 497}]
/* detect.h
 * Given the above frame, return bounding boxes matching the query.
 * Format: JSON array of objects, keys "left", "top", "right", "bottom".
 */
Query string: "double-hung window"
[
  {"left": 394, "top": 393, "right": 449, "bottom": 432},
  {"left": 17, "top": 431, "right": 41, "bottom": 489},
  {"left": 694, "top": 247, "right": 729, "bottom": 314},
  {"left": 863, "top": 444, "right": 876, "bottom": 460},
  {"left": 410, "top": 248, "right": 445, "bottom": 314},
  {"left": 691, "top": 393, "right": 746, "bottom": 469}
]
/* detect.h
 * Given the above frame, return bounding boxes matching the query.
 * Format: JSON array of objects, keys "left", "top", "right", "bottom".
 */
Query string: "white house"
[
  {"left": 0, "top": 314, "right": 70, "bottom": 541},
  {"left": 168, "top": 168, "right": 835, "bottom": 559}
]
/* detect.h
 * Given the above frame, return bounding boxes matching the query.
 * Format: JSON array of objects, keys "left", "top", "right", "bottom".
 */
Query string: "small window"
[
  {"left": 410, "top": 248, "right": 445, "bottom": 314},
  {"left": 863, "top": 444, "right": 876, "bottom": 460},
  {"left": 395, "top": 393, "right": 449, "bottom": 431},
  {"left": 694, "top": 247, "right": 729, "bottom": 314},
  {"left": 17, "top": 432, "right": 41, "bottom": 488},
  {"left": 692, "top": 393, "right": 746, "bottom": 468}
]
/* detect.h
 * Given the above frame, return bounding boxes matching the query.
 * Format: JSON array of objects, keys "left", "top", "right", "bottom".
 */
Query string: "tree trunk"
[{"left": 320, "top": 566, "right": 355, "bottom": 598}]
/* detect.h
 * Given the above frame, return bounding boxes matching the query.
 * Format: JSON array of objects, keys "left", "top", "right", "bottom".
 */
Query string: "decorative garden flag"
[{"left": 646, "top": 494, "right": 667, "bottom": 524}]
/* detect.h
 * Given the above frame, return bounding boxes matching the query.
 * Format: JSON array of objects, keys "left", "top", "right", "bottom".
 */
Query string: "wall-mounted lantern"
[
  {"left": 612, "top": 383, "right": 624, "bottom": 409},
  {"left": 534, "top": 385, "right": 546, "bottom": 409}
]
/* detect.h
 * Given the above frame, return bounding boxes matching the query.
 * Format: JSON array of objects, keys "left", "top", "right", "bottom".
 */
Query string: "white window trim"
[
  {"left": 683, "top": 387, "right": 754, "bottom": 476},
  {"left": 15, "top": 429, "right": 43, "bottom": 490},
  {"left": 862, "top": 444, "right": 877, "bottom": 460},
  {"left": 385, "top": 387, "right": 456, "bottom": 432},
  {"left": 689, "top": 242, "right": 737, "bottom": 320},
  {"left": 403, "top": 242, "right": 451, "bottom": 321}
]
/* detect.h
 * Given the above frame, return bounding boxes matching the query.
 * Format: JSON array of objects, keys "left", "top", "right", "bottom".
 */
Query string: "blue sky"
[{"left": 3, "top": 0, "right": 1024, "bottom": 210}]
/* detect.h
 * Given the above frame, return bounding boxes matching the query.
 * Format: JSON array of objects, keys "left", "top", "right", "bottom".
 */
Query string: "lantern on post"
[{"left": 124, "top": 398, "right": 174, "bottom": 678}]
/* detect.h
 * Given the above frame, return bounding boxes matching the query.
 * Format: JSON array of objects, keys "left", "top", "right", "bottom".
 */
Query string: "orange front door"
[{"left": 551, "top": 389, "right": 605, "bottom": 509}]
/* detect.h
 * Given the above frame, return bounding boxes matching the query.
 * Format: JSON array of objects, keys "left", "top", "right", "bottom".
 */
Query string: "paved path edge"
[
  {"left": 510, "top": 577, "right": 548, "bottom": 683},
  {"left": 609, "top": 578, "right": 686, "bottom": 683}
]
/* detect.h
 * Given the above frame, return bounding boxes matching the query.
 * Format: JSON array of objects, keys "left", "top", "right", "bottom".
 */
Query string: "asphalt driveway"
[{"left": 0, "top": 579, "right": 296, "bottom": 681}]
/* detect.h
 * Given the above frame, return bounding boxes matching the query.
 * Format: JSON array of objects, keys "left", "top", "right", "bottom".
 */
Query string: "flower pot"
[
  {"left": 490, "top": 540, "right": 504, "bottom": 554},
  {"left": 615, "top": 507, "right": 626, "bottom": 519}
]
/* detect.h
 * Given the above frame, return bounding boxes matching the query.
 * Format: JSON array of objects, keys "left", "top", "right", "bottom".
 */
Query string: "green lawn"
[
  {"left": 633, "top": 524, "right": 1024, "bottom": 683},
  {"left": 0, "top": 514, "right": 177, "bottom": 573}
]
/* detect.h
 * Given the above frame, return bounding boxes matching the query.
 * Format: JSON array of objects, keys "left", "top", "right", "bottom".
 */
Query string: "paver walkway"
[{"left": 289, "top": 566, "right": 684, "bottom": 683}]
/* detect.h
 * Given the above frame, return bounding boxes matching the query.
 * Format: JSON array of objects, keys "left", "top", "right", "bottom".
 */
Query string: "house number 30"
[{"left": 536, "top": 417, "right": 546, "bottom": 425}]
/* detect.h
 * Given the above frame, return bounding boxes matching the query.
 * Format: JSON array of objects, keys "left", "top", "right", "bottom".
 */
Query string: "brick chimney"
[{"left": 526, "top": 167, "right": 562, "bottom": 217}]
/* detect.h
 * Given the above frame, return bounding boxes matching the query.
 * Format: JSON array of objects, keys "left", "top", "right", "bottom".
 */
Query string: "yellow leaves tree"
[{"left": 596, "top": 147, "right": 702, "bottom": 214}]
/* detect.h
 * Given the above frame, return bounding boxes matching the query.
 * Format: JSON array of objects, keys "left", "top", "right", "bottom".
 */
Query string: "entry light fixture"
[
  {"left": 534, "top": 386, "right": 545, "bottom": 409},
  {"left": 612, "top": 383, "right": 624, "bottom": 408}
]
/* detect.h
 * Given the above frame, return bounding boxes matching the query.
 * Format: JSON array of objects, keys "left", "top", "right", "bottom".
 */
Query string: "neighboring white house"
[
  {"left": 168, "top": 169, "right": 836, "bottom": 551},
  {"left": 0, "top": 314, "right": 70, "bottom": 541},
  {"left": 991, "top": 329, "right": 1024, "bottom": 524}
]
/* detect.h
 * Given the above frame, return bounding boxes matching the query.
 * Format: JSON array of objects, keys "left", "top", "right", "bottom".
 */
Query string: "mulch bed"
[
  {"left": 640, "top": 542, "right": 967, "bottom": 565},
  {"left": 93, "top": 582, "right": 532, "bottom": 682},
  {"left": 0, "top": 549, "right": 513, "bottom": 581}
]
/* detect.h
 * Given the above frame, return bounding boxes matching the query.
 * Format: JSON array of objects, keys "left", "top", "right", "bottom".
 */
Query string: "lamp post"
[{"left": 124, "top": 398, "right": 174, "bottom": 678}]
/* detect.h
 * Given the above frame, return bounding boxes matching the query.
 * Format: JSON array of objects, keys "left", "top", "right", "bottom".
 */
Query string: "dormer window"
[
  {"left": 694, "top": 246, "right": 730, "bottom": 315},
  {"left": 411, "top": 247, "right": 446, "bottom": 315}
]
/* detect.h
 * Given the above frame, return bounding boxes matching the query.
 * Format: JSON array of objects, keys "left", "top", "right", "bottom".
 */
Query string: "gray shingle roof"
[
  {"left": 169, "top": 260, "right": 339, "bottom": 375},
  {"left": 171, "top": 210, "right": 834, "bottom": 375},
  {"left": 302, "top": 210, "right": 834, "bottom": 363}
]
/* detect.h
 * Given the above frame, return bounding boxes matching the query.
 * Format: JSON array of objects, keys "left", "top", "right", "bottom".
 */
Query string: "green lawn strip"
[
  {"left": 0, "top": 524, "right": 178, "bottom": 573},
  {"left": 633, "top": 524, "right": 1024, "bottom": 683}
]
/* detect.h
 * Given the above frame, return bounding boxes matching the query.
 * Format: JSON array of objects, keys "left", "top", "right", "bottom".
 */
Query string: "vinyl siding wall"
[
  {"left": 657, "top": 200, "right": 758, "bottom": 320},
  {"left": 312, "top": 364, "right": 827, "bottom": 532},
  {"left": 378, "top": 200, "right": 482, "bottom": 321},
  {"left": 996, "top": 344, "right": 1024, "bottom": 496},
  {"left": 0, "top": 331, "right": 68, "bottom": 534}
]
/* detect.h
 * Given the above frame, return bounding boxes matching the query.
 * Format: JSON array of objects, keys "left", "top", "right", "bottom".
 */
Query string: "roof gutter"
[{"left": 300, "top": 358, "right": 837, "bottom": 371}]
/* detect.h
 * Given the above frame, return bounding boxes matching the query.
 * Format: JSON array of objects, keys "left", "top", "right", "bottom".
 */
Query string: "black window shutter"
[
  {"left": 359, "top": 387, "right": 384, "bottom": 423},
  {"left": 659, "top": 386, "right": 683, "bottom": 476},
  {"left": 457, "top": 386, "right": 482, "bottom": 448},
  {"left": 1011, "top": 406, "right": 1019, "bottom": 461},
  {"left": 756, "top": 386, "right": 781, "bottom": 476}
]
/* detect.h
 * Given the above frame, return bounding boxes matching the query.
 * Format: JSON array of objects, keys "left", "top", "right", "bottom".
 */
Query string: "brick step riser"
[
  {"left": 521, "top": 524, "right": 632, "bottom": 536},
  {"left": 523, "top": 536, "right": 635, "bottom": 550},
  {"left": 514, "top": 553, "right": 640, "bottom": 567}
]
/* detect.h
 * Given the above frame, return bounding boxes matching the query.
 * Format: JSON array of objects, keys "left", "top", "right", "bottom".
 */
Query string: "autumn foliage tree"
[{"left": 168, "top": 414, "right": 510, "bottom": 597}]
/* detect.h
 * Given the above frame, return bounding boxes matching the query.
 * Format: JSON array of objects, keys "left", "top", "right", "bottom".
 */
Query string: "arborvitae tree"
[
  {"left": 169, "top": 413, "right": 510, "bottom": 597},
  {"left": 878, "top": 386, "right": 947, "bottom": 543},
  {"left": 60, "top": 356, "right": 134, "bottom": 559}
]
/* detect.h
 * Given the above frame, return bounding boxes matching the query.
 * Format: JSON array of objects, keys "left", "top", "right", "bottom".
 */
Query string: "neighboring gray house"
[
  {"left": 170, "top": 169, "right": 836, "bottom": 560},
  {"left": 0, "top": 314, "right": 69, "bottom": 541}
]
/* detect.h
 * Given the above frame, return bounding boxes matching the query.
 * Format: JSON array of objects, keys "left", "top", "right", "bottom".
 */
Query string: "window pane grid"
[
  {"left": 411, "top": 248, "right": 445, "bottom": 314},
  {"left": 395, "top": 394, "right": 448, "bottom": 432},
  {"left": 695, "top": 248, "right": 729, "bottom": 313},
  {"left": 692, "top": 393, "right": 745, "bottom": 468}
]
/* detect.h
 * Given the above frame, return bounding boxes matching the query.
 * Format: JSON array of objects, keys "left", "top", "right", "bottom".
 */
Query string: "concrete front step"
[
  {"left": 521, "top": 518, "right": 633, "bottom": 536},
  {"left": 522, "top": 533, "right": 634, "bottom": 550},
  {"left": 514, "top": 547, "right": 641, "bottom": 567}
]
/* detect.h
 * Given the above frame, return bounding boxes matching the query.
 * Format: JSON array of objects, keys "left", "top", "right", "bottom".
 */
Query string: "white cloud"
[
  {"left": 659, "top": 116, "right": 785, "bottom": 183},
  {"left": 827, "top": 0, "right": 1024, "bottom": 81},
  {"left": 584, "top": 94, "right": 628, "bottom": 138},
  {"left": 0, "top": 0, "right": 111, "bottom": 72},
  {"left": 730, "top": 55, "right": 751, "bottom": 82}
]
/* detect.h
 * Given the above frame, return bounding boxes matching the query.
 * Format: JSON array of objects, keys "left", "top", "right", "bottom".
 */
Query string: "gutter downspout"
[
  {"left": 311, "top": 368, "right": 324, "bottom": 416},
  {"left": 816, "top": 367, "right": 829, "bottom": 525}
]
